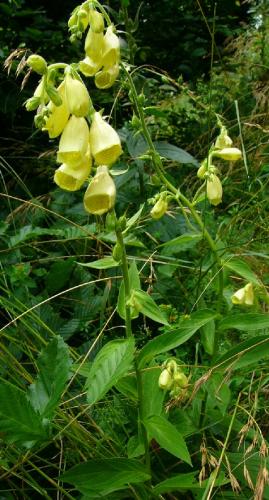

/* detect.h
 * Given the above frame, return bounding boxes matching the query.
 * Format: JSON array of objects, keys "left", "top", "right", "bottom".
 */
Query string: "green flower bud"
[
  {"left": 46, "top": 85, "right": 63, "bottom": 106},
  {"left": 89, "top": 9, "right": 104, "bottom": 33},
  {"left": 173, "top": 372, "right": 188, "bottom": 388},
  {"left": 215, "top": 126, "right": 233, "bottom": 149},
  {"left": 27, "top": 54, "right": 47, "bottom": 75},
  {"left": 25, "top": 96, "right": 41, "bottom": 111},
  {"left": 158, "top": 369, "right": 173, "bottom": 390},
  {"left": 197, "top": 159, "right": 208, "bottom": 179},
  {"left": 150, "top": 197, "right": 168, "bottom": 219},
  {"left": 112, "top": 242, "right": 123, "bottom": 262}
]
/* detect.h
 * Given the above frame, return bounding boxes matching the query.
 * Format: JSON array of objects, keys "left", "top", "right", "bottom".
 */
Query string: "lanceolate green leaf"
[
  {"left": 61, "top": 458, "right": 151, "bottom": 496},
  {"left": 78, "top": 256, "right": 120, "bottom": 269},
  {"left": 86, "top": 339, "right": 135, "bottom": 405},
  {"left": 27, "top": 336, "right": 72, "bottom": 419},
  {"left": 138, "top": 309, "right": 217, "bottom": 368},
  {"left": 218, "top": 313, "right": 269, "bottom": 332},
  {"left": 131, "top": 289, "right": 169, "bottom": 325},
  {"left": 144, "top": 415, "right": 192, "bottom": 465},
  {"left": 223, "top": 257, "right": 260, "bottom": 285},
  {"left": 215, "top": 335, "right": 269, "bottom": 370},
  {"left": 0, "top": 379, "right": 47, "bottom": 446}
]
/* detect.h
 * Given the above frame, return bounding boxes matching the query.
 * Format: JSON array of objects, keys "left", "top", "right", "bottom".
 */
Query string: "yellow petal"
[
  {"left": 65, "top": 74, "right": 90, "bottom": 117},
  {"left": 150, "top": 198, "right": 168, "bottom": 219},
  {"left": 79, "top": 56, "right": 102, "bottom": 77},
  {"left": 84, "top": 165, "right": 116, "bottom": 215},
  {"left": 88, "top": 9, "right": 104, "bottom": 33},
  {"left": 102, "top": 26, "right": 120, "bottom": 67},
  {"left": 95, "top": 64, "right": 119, "bottom": 89},
  {"left": 214, "top": 147, "right": 242, "bottom": 161},
  {"left": 84, "top": 28, "right": 104, "bottom": 62},
  {"left": 54, "top": 162, "right": 91, "bottom": 191},
  {"left": 89, "top": 112, "right": 122, "bottom": 166},
  {"left": 206, "top": 174, "right": 222, "bottom": 206},
  {"left": 57, "top": 116, "right": 89, "bottom": 167},
  {"left": 43, "top": 81, "right": 70, "bottom": 139}
]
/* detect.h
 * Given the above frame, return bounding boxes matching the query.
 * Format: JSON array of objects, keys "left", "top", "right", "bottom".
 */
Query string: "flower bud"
[
  {"left": 78, "top": 8, "right": 89, "bottom": 30},
  {"left": 95, "top": 64, "right": 119, "bottom": 89},
  {"left": 232, "top": 282, "right": 254, "bottom": 306},
  {"left": 89, "top": 9, "right": 104, "bottom": 33},
  {"left": 150, "top": 197, "right": 168, "bottom": 219},
  {"left": 64, "top": 74, "right": 90, "bottom": 117},
  {"left": 173, "top": 372, "right": 188, "bottom": 388},
  {"left": 89, "top": 112, "right": 122, "bottom": 166},
  {"left": 213, "top": 147, "right": 242, "bottom": 161},
  {"left": 79, "top": 56, "right": 102, "bottom": 77},
  {"left": 158, "top": 369, "right": 173, "bottom": 390},
  {"left": 206, "top": 174, "right": 222, "bottom": 206},
  {"left": 57, "top": 115, "right": 89, "bottom": 166},
  {"left": 215, "top": 126, "right": 233, "bottom": 149},
  {"left": 84, "top": 28, "right": 104, "bottom": 62},
  {"left": 46, "top": 85, "right": 63, "bottom": 106},
  {"left": 112, "top": 242, "right": 123, "bottom": 262},
  {"left": 102, "top": 26, "right": 120, "bottom": 67},
  {"left": 54, "top": 162, "right": 91, "bottom": 191},
  {"left": 165, "top": 359, "right": 178, "bottom": 375},
  {"left": 25, "top": 96, "right": 41, "bottom": 111},
  {"left": 27, "top": 54, "right": 47, "bottom": 75},
  {"left": 84, "top": 165, "right": 116, "bottom": 215},
  {"left": 197, "top": 159, "right": 208, "bottom": 179},
  {"left": 42, "top": 81, "right": 70, "bottom": 139},
  {"left": 68, "top": 13, "right": 78, "bottom": 28}
]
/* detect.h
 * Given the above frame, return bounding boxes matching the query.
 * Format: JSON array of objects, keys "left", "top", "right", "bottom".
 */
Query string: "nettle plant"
[{"left": 2, "top": 1, "right": 269, "bottom": 498}]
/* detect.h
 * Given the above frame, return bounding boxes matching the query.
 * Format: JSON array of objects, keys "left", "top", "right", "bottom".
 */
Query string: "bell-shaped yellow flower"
[
  {"left": 232, "top": 282, "right": 254, "bottom": 306},
  {"left": 95, "top": 64, "right": 119, "bottom": 89},
  {"left": 43, "top": 81, "right": 70, "bottom": 139},
  {"left": 88, "top": 9, "right": 104, "bottom": 33},
  {"left": 150, "top": 197, "right": 168, "bottom": 219},
  {"left": 54, "top": 162, "right": 91, "bottom": 191},
  {"left": 215, "top": 126, "right": 233, "bottom": 149},
  {"left": 79, "top": 56, "right": 102, "bottom": 77},
  {"left": 214, "top": 147, "right": 242, "bottom": 161},
  {"left": 158, "top": 369, "right": 173, "bottom": 390},
  {"left": 84, "top": 28, "right": 104, "bottom": 62},
  {"left": 89, "top": 111, "right": 122, "bottom": 165},
  {"left": 57, "top": 115, "right": 89, "bottom": 167},
  {"left": 64, "top": 74, "right": 90, "bottom": 117},
  {"left": 206, "top": 174, "right": 222, "bottom": 206},
  {"left": 84, "top": 165, "right": 116, "bottom": 215},
  {"left": 102, "top": 26, "right": 120, "bottom": 67}
]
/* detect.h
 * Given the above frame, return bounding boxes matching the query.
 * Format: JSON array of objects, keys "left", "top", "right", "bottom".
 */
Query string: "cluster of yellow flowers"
[
  {"left": 158, "top": 359, "right": 188, "bottom": 398},
  {"left": 25, "top": 4, "right": 122, "bottom": 216},
  {"left": 197, "top": 125, "right": 242, "bottom": 207}
]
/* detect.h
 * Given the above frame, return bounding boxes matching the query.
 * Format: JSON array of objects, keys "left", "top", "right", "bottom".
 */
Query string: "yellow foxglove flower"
[
  {"left": 57, "top": 115, "right": 89, "bottom": 167},
  {"left": 95, "top": 64, "right": 119, "bottom": 89},
  {"left": 150, "top": 197, "right": 168, "bottom": 219},
  {"left": 43, "top": 82, "right": 70, "bottom": 139},
  {"left": 215, "top": 126, "right": 233, "bottom": 149},
  {"left": 84, "top": 165, "right": 116, "bottom": 215},
  {"left": 84, "top": 28, "right": 104, "bottom": 62},
  {"left": 158, "top": 369, "right": 173, "bottom": 390},
  {"left": 54, "top": 162, "right": 91, "bottom": 191},
  {"left": 64, "top": 74, "right": 90, "bottom": 117},
  {"left": 79, "top": 56, "right": 102, "bottom": 77},
  {"left": 89, "top": 111, "right": 122, "bottom": 165},
  {"left": 88, "top": 9, "right": 104, "bottom": 33},
  {"left": 102, "top": 26, "right": 120, "bottom": 67},
  {"left": 214, "top": 147, "right": 242, "bottom": 161},
  {"left": 232, "top": 282, "right": 254, "bottom": 306},
  {"left": 173, "top": 372, "right": 188, "bottom": 388},
  {"left": 206, "top": 174, "right": 222, "bottom": 206}
]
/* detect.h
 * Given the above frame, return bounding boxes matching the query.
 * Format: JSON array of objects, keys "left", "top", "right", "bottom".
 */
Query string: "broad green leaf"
[
  {"left": 61, "top": 458, "right": 151, "bottom": 496},
  {"left": 201, "top": 319, "right": 215, "bottom": 355},
  {"left": 0, "top": 380, "right": 47, "bottom": 446},
  {"left": 115, "top": 373, "right": 138, "bottom": 401},
  {"left": 215, "top": 335, "right": 269, "bottom": 370},
  {"left": 85, "top": 339, "right": 135, "bottom": 405},
  {"left": 127, "top": 435, "right": 145, "bottom": 458},
  {"left": 138, "top": 309, "right": 217, "bottom": 368},
  {"left": 144, "top": 415, "right": 192, "bottom": 465},
  {"left": 159, "top": 233, "right": 202, "bottom": 254},
  {"left": 218, "top": 313, "right": 269, "bottom": 332},
  {"left": 223, "top": 257, "right": 260, "bottom": 285},
  {"left": 124, "top": 204, "right": 144, "bottom": 233},
  {"left": 27, "top": 336, "right": 72, "bottom": 419},
  {"left": 153, "top": 472, "right": 198, "bottom": 494},
  {"left": 78, "top": 256, "right": 120, "bottom": 269},
  {"left": 131, "top": 289, "right": 169, "bottom": 325},
  {"left": 153, "top": 141, "right": 199, "bottom": 166},
  {"left": 117, "top": 261, "right": 140, "bottom": 320},
  {"left": 141, "top": 365, "right": 164, "bottom": 419}
]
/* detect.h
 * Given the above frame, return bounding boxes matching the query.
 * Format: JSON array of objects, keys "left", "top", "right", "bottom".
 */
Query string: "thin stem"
[{"left": 115, "top": 227, "right": 132, "bottom": 339}]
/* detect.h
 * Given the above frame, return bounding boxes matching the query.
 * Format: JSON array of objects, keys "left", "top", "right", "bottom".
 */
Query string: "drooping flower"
[
  {"left": 102, "top": 26, "right": 120, "bottom": 67},
  {"left": 95, "top": 64, "right": 119, "bottom": 89},
  {"left": 213, "top": 147, "right": 242, "bottom": 161},
  {"left": 88, "top": 9, "right": 104, "bottom": 33},
  {"left": 79, "top": 56, "right": 102, "bottom": 77},
  {"left": 89, "top": 111, "right": 122, "bottom": 165},
  {"left": 214, "top": 126, "right": 233, "bottom": 149},
  {"left": 84, "top": 28, "right": 104, "bottom": 62},
  {"left": 206, "top": 174, "right": 223, "bottom": 206},
  {"left": 54, "top": 162, "right": 91, "bottom": 191},
  {"left": 232, "top": 282, "right": 254, "bottom": 306},
  {"left": 42, "top": 81, "right": 70, "bottom": 139},
  {"left": 158, "top": 369, "right": 173, "bottom": 390},
  {"left": 150, "top": 197, "right": 168, "bottom": 219},
  {"left": 57, "top": 115, "right": 89, "bottom": 167},
  {"left": 64, "top": 74, "right": 90, "bottom": 117},
  {"left": 83, "top": 165, "right": 116, "bottom": 215}
]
